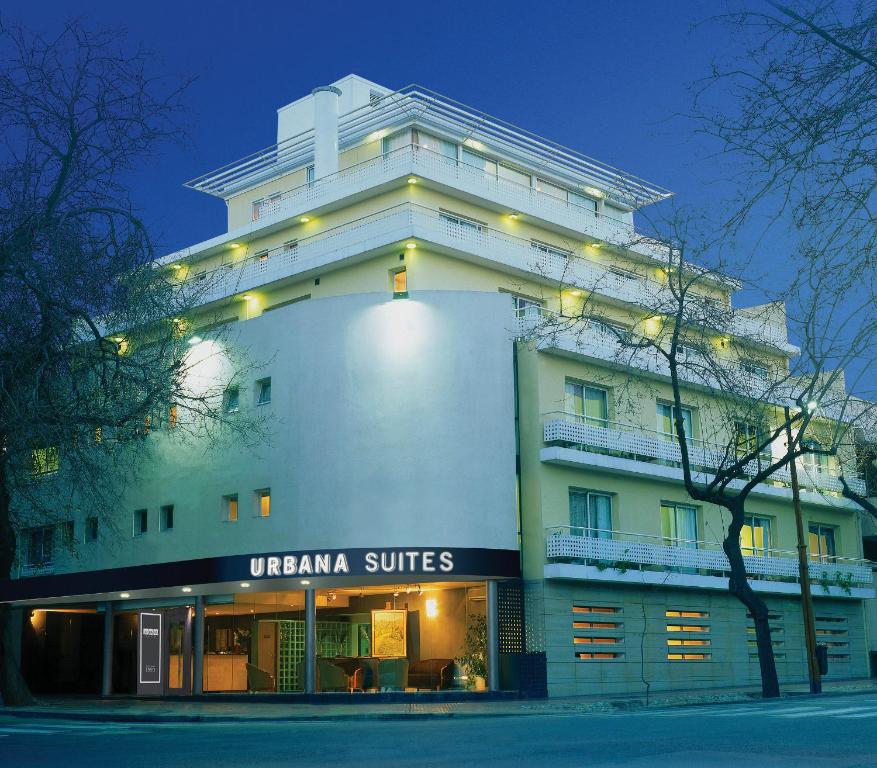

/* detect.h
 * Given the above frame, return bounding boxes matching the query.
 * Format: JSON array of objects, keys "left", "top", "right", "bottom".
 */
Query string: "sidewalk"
[{"left": 3, "top": 678, "right": 877, "bottom": 723}]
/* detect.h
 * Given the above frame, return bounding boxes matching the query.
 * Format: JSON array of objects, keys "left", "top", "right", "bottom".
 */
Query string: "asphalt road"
[{"left": 3, "top": 693, "right": 877, "bottom": 767}]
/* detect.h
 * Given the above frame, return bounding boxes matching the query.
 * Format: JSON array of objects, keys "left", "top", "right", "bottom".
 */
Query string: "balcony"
[
  {"left": 182, "top": 203, "right": 666, "bottom": 311},
  {"left": 244, "top": 144, "right": 644, "bottom": 254},
  {"left": 542, "top": 412, "right": 868, "bottom": 497},
  {"left": 545, "top": 526, "right": 873, "bottom": 598},
  {"left": 17, "top": 563, "right": 55, "bottom": 578}
]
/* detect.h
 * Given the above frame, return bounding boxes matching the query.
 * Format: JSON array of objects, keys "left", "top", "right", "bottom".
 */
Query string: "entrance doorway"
[
  {"left": 135, "top": 606, "right": 193, "bottom": 696},
  {"left": 164, "top": 607, "right": 192, "bottom": 695}
]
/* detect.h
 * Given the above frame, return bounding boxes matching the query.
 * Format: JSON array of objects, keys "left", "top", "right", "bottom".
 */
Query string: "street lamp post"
[{"left": 784, "top": 404, "right": 822, "bottom": 695}]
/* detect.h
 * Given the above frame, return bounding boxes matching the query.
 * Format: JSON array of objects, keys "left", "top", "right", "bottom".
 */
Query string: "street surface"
[{"left": 3, "top": 692, "right": 877, "bottom": 767}]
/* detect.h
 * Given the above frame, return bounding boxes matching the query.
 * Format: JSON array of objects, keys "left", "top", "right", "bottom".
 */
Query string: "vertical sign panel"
[{"left": 139, "top": 612, "right": 162, "bottom": 686}]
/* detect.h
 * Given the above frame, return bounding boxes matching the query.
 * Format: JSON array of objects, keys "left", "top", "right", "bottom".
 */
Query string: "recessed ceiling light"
[
  {"left": 230, "top": 243, "right": 241, "bottom": 249},
  {"left": 120, "top": 592, "right": 131, "bottom": 599},
  {"left": 182, "top": 586, "right": 192, "bottom": 593},
  {"left": 407, "top": 177, "right": 418, "bottom": 184},
  {"left": 405, "top": 242, "right": 417, "bottom": 250},
  {"left": 240, "top": 582, "right": 251, "bottom": 588},
  {"left": 508, "top": 213, "right": 519, "bottom": 220},
  {"left": 300, "top": 216, "right": 311, "bottom": 223},
  {"left": 300, "top": 579, "right": 311, "bottom": 585}
]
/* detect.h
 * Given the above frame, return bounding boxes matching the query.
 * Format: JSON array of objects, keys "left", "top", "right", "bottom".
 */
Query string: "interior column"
[
  {"left": 304, "top": 588, "right": 316, "bottom": 693},
  {"left": 487, "top": 580, "right": 500, "bottom": 692},
  {"left": 101, "top": 600, "right": 114, "bottom": 697}
]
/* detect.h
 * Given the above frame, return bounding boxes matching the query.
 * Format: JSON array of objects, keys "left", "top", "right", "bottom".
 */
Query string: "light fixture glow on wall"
[
  {"left": 300, "top": 216, "right": 311, "bottom": 223},
  {"left": 230, "top": 242, "right": 241, "bottom": 249},
  {"left": 120, "top": 592, "right": 131, "bottom": 599},
  {"left": 508, "top": 212, "right": 519, "bottom": 220},
  {"left": 240, "top": 582, "right": 250, "bottom": 589},
  {"left": 301, "top": 579, "right": 311, "bottom": 586},
  {"left": 182, "top": 586, "right": 192, "bottom": 593},
  {"left": 425, "top": 598, "right": 439, "bottom": 618},
  {"left": 407, "top": 177, "right": 418, "bottom": 184},
  {"left": 405, "top": 242, "right": 417, "bottom": 250}
]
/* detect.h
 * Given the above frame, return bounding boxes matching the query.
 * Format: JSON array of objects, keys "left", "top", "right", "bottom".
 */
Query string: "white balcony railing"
[
  {"left": 248, "top": 144, "right": 642, "bottom": 254},
  {"left": 542, "top": 412, "right": 868, "bottom": 497},
  {"left": 545, "top": 526, "right": 873, "bottom": 589}
]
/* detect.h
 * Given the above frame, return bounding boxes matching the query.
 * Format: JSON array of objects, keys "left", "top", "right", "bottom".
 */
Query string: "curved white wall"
[{"left": 90, "top": 290, "right": 518, "bottom": 569}]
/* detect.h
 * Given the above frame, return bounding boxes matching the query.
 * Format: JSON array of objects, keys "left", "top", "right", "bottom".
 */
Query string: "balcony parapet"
[
  {"left": 545, "top": 526, "right": 872, "bottom": 597},
  {"left": 542, "top": 412, "right": 867, "bottom": 497}
]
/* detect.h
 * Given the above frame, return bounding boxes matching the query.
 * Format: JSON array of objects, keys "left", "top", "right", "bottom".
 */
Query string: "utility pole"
[{"left": 784, "top": 404, "right": 821, "bottom": 695}]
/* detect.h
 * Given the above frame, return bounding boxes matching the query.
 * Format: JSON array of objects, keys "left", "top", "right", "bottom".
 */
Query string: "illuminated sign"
[{"left": 249, "top": 549, "right": 454, "bottom": 578}]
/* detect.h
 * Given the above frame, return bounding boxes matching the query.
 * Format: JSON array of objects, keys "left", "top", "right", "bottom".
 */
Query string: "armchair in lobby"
[
  {"left": 377, "top": 657, "right": 409, "bottom": 691},
  {"left": 316, "top": 658, "right": 349, "bottom": 692}
]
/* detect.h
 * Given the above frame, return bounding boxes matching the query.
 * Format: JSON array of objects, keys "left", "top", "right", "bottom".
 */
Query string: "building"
[{"left": 1, "top": 75, "right": 874, "bottom": 699}]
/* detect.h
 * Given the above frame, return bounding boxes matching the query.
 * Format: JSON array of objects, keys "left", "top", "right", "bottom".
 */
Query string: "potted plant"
[{"left": 457, "top": 613, "right": 488, "bottom": 690}]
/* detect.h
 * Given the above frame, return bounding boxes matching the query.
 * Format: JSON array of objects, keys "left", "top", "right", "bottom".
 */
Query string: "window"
[
  {"left": 31, "top": 446, "right": 59, "bottom": 476},
  {"left": 461, "top": 148, "right": 497, "bottom": 176},
  {"left": 306, "top": 165, "right": 315, "bottom": 185},
  {"left": 391, "top": 267, "right": 408, "bottom": 298},
  {"left": 283, "top": 239, "right": 299, "bottom": 262},
  {"left": 535, "top": 177, "right": 568, "bottom": 200},
  {"left": 382, "top": 129, "right": 412, "bottom": 156},
  {"left": 573, "top": 605, "right": 624, "bottom": 660},
  {"left": 256, "top": 489, "right": 270, "bottom": 518},
  {"left": 85, "top": 517, "right": 99, "bottom": 542},
  {"left": 666, "top": 609, "right": 711, "bottom": 660},
  {"left": 741, "top": 515, "right": 771, "bottom": 557},
  {"left": 253, "top": 193, "right": 281, "bottom": 221},
  {"left": 513, "top": 296, "right": 541, "bottom": 319},
  {"left": 24, "top": 526, "right": 54, "bottom": 567},
  {"left": 802, "top": 438, "right": 830, "bottom": 472},
  {"left": 61, "top": 520, "right": 74, "bottom": 545},
  {"left": 497, "top": 163, "right": 530, "bottom": 187},
  {"left": 741, "top": 360, "right": 769, "bottom": 379},
  {"left": 569, "top": 490, "right": 612, "bottom": 539},
  {"left": 569, "top": 189, "right": 599, "bottom": 213},
  {"left": 257, "top": 250, "right": 269, "bottom": 272},
  {"left": 133, "top": 508, "right": 148, "bottom": 536},
  {"left": 661, "top": 503, "right": 698, "bottom": 549},
  {"left": 531, "top": 239, "right": 574, "bottom": 262},
  {"left": 565, "top": 381, "right": 608, "bottom": 427},
  {"left": 414, "top": 130, "right": 457, "bottom": 159},
  {"left": 440, "top": 210, "right": 485, "bottom": 239},
  {"left": 257, "top": 378, "right": 272, "bottom": 406},
  {"left": 588, "top": 317, "right": 629, "bottom": 343},
  {"left": 160, "top": 505, "right": 174, "bottom": 532},
  {"left": 223, "top": 387, "right": 240, "bottom": 414},
  {"left": 735, "top": 421, "right": 772, "bottom": 463},
  {"left": 809, "top": 524, "right": 836, "bottom": 562},
  {"left": 224, "top": 494, "right": 238, "bottom": 522},
  {"left": 657, "top": 403, "right": 693, "bottom": 443}
]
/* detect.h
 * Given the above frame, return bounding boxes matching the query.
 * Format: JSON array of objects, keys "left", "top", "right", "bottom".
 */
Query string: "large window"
[
  {"left": 512, "top": 296, "right": 541, "bottom": 319},
  {"left": 657, "top": 403, "right": 694, "bottom": 443},
  {"left": 569, "top": 490, "right": 612, "bottom": 538},
  {"left": 802, "top": 438, "right": 831, "bottom": 472},
  {"left": 741, "top": 515, "right": 771, "bottom": 557},
  {"left": 31, "top": 446, "right": 59, "bottom": 476},
  {"left": 565, "top": 381, "right": 608, "bottom": 427},
  {"left": 661, "top": 503, "right": 698, "bottom": 549},
  {"left": 809, "top": 524, "right": 836, "bottom": 562},
  {"left": 413, "top": 130, "right": 456, "bottom": 160},
  {"left": 24, "top": 526, "right": 54, "bottom": 567},
  {"left": 735, "top": 421, "right": 771, "bottom": 462}
]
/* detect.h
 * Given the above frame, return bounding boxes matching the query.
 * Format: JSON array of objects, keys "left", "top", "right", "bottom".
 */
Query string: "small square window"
[
  {"left": 256, "top": 489, "right": 271, "bottom": 518},
  {"left": 85, "top": 517, "right": 99, "bottom": 542},
  {"left": 61, "top": 520, "right": 75, "bottom": 545},
  {"left": 224, "top": 494, "right": 238, "bottom": 522},
  {"left": 223, "top": 387, "right": 240, "bottom": 414},
  {"left": 133, "top": 509, "right": 148, "bottom": 536},
  {"left": 160, "top": 505, "right": 174, "bottom": 532},
  {"left": 257, "top": 378, "right": 272, "bottom": 406}
]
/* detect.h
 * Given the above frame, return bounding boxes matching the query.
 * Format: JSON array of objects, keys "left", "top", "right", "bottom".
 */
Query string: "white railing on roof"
[
  {"left": 541, "top": 411, "right": 867, "bottom": 497},
  {"left": 186, "top": 85, "right": 673, "bottom": 208},
  {"left": 545, "top": 526, "right": 872, "bottom": 588}
]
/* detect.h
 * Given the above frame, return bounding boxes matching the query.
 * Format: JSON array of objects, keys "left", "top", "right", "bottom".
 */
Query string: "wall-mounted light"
[
  {"left": 407, "top": 177, "right": 418, "bottom": 185},
  {"left": 182, "top": 586, "right": 192, "bottom": 593},
  {"left": 120, "top": 592, "right": 131, "bottom": 599},
  {"left": 405, "top": 242, "right": 417, "bottom": 250},
  {"left": 300, "top": 216, "right": 311, "bottom": 223},
  {"left": 508, "top": 212, "right": 519, "bottom": 220},
  {"left": 425, "top": 598, "right": 439, "bottom": 618},
  {"left": 590, "top": 242, "right": 603, "bottom": 250},
  {"left": 230, "top": 243, "right": 241, "bottom": 249}
]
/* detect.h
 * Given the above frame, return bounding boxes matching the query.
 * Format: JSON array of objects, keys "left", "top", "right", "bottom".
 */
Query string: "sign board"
[{"left": 139, "top": 612, "right": 162, "bottom": 686}]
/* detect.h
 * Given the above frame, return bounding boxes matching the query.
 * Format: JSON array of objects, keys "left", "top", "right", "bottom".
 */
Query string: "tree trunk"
[
  {"left": 723, "top": 506, "right": 780, "bottom": 699},
  {"left": 0, "top": 454, "right": 36, "bottom": 706}
]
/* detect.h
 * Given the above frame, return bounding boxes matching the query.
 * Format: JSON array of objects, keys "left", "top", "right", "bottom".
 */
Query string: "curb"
[{"left": 2, "top": 686, "right": 875, "bottom": 724}]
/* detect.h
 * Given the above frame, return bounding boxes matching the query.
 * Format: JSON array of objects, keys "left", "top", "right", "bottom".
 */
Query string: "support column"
[
  {"left": 101, "top": 601, "right": 114, "bottom": 697},
  {"left": 487, "top": 580, "right": 500, "bottom": 692},
  {"left": 193, "top": 596, "right": 204, "bottom": 695},
  {"left": 304, "top": 588, "right": 316, "bottom": 694}
]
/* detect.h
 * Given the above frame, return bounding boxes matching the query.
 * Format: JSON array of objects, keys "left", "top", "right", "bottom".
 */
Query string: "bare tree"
[{"left": 0, "top": 21, "right": 261, "bottom": 705}]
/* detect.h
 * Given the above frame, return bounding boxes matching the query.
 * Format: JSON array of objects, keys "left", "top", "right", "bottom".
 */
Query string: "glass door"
[{"left": 164, "top": 607, "right": 193, "bottom": 696}]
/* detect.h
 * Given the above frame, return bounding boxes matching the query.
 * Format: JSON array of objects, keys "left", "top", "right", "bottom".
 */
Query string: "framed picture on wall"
[{"left": 371, "top": 609, "right": 407, "bottom": 657}]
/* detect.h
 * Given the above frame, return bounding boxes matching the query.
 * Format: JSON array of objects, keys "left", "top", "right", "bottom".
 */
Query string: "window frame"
[
  {"left": 568, "top": 489, "right": 613, "bottom": 539},
  {"left": 256, "top": 377, "right": 272, "bottom": 406},
  {"left": 741, "top": 514, "right": 772, "bottom": 557},
  {"left": 133, "top": 508, "right": 148, "bottom": 537},
  {"left": 564, "top": 379, "right": 609, "bottom": 428},
  {"left": 160, "top": 504, "right": 174, "bottom": 532},
  {"left": 24, "top": 525, "right": 54, "bottom": 567},
  {"left": 223, "top": 386, "right": 241, "bottom": 414},
  {"left": 255, "top": 489, "right": 271, "bottom": 518}
]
